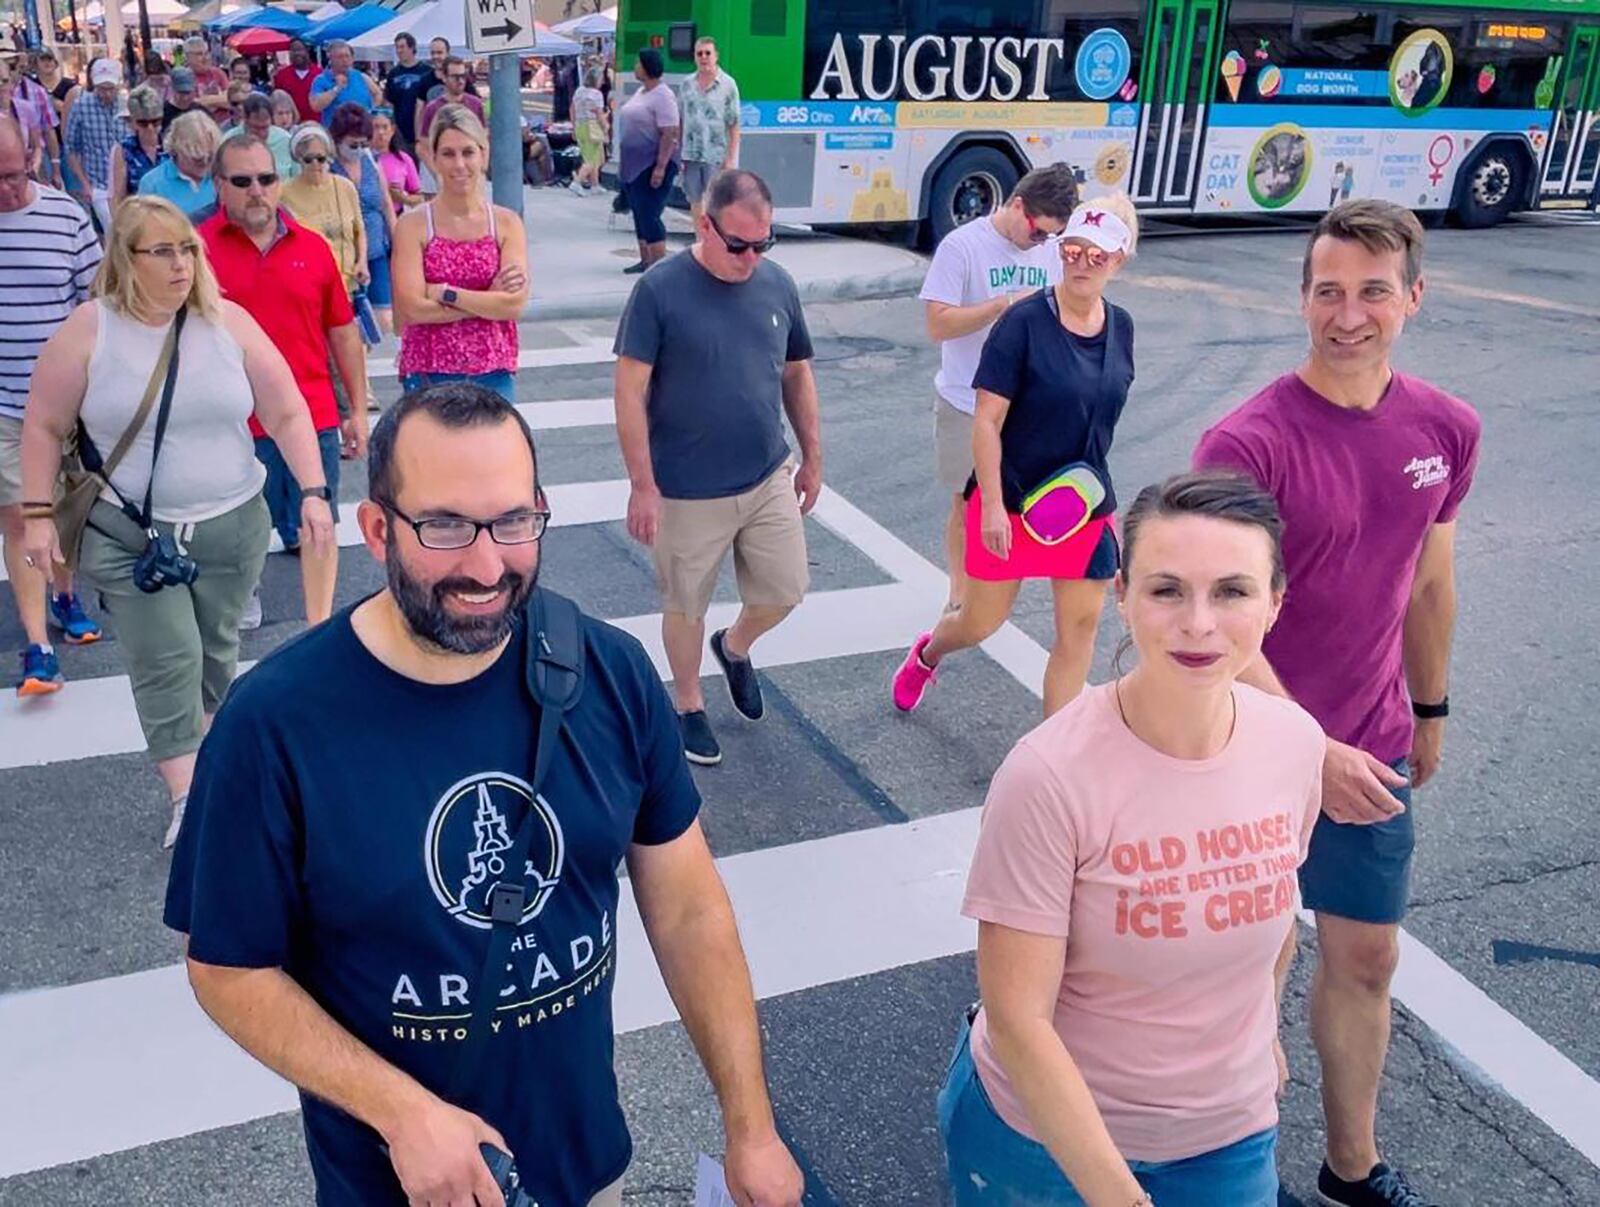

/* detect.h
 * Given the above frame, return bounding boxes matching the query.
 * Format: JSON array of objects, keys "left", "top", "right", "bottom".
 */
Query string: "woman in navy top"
[{"left": 895, "top": 196, "right": 1139, "bottom": 717}]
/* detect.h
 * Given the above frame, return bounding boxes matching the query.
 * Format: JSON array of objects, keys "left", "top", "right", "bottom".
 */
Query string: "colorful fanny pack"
[{"left": 1019, "top": 463, "right": 1107, "bottom": 545}]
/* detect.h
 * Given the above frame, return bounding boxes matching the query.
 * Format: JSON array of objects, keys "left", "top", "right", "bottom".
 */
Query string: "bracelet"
[
  {"left": 1412, "top": 696, "right": 1449, "bottom": 719},
  {"left": 20, "top": 504, "right": 54, "bottom": 519},
  {"left": 19, "top": 500, "right": 54, "bottom": 509}
]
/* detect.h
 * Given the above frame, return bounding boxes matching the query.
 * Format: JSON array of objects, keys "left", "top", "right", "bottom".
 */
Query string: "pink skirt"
[{"left": 964, "top": 488, "right": 1119, "bottom": 582}]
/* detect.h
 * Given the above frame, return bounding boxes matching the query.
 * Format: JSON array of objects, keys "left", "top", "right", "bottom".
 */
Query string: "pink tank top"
[{"left": 396, "top": 203, "right": 519, "bottom": 377}]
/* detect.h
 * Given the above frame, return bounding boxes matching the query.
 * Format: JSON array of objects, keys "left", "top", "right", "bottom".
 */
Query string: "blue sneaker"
[
  {"left": 48, "top": 592, "right": 102, "bottom": 645},
  {"left": 18, "top": 644, "right": 64, "bottom": 697}
]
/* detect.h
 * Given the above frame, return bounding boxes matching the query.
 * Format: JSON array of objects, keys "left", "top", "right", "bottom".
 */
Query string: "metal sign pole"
[{"left": 489, "top": 52, "right": 523, "bottom": 220}]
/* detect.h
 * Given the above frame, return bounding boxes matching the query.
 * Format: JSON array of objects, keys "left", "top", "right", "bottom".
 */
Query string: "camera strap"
[
  {"left": 95, "top": 307, "right": 187, "bottom": 535},
  {"left": 446, "top": 588, "right": 585, "bottom": 1105}
]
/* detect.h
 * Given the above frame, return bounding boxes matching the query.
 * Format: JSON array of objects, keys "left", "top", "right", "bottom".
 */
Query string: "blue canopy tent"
[
  {"left": 207, "top": 6, "right": 311, "bottom": 33},
  {"left": 302, "top": 1, "right": 397, "bottom": 46}
]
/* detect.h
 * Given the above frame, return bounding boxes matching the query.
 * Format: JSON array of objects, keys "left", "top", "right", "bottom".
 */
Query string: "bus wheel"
[
  {"left": 1454, "top": 148, "right": 1521, "bottom": 228},
  {"left": 928, "top": 148, "right": 1019, "bottom": 245}
]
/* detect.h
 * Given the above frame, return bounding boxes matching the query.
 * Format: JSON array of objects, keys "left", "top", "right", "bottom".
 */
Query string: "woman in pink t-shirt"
[{"left": 939, "top": 471, "right": 1325, "bottom": 1207}]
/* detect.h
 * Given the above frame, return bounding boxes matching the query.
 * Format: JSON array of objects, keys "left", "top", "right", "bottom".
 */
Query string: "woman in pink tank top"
[{"left": 391, "top": 103, "right": 528, "bottom": 401}]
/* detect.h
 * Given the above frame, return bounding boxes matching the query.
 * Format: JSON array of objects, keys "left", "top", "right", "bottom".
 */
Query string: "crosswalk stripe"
[
  {"left": 0, "top": 809, "right": 982, "bottom": 1178},
  {"left": 368, "top": 343, "right": 614, "bottom": 379}
]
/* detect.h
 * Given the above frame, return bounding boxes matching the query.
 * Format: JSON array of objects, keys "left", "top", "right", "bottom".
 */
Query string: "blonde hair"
[
  {"left": 429, "top": 102, "right": 488, "bottom": 157},
  {"left": 165, "top": 109, "right": 223, "bottom": 162},
  {"left": 96, "top": 195, "right": 224, "bottom": 325},
  {"left": 1077, "top": 191, "right": 1140, "bottom": 255}
]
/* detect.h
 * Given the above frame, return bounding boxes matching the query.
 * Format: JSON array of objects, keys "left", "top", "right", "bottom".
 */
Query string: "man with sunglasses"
[
  {"left": 677, "top": 36, "right": 740, "bottom": 227},
  {"left": 200, "top": 135, "right": 369, "bottom": 629},
  {"left": 614, "top": 168, "right": 821, "bottom": 767},
  {"left": 166, "top": 381, "right": 806, "bottom": 1207},
  {"left": 920, "top": 162, "right": 1077, "bottom": 612}
]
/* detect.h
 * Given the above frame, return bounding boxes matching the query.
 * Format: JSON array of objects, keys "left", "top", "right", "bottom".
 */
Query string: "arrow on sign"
[{"left": 480, "top": 18, "right": 521, "bottom": 39}]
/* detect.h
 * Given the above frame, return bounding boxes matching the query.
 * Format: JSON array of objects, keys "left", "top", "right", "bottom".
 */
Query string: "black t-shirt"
[
  {"left": 384, "top": 62, "right": 438, "bottom": 142},
  {"left": 161, "top": 99, "right": 198, "bottom": 134},
  {"left": 971, "top": 292, "right": 1136, "bottom": 515},
  {"left": 164, "top": 602, "right": 702, "bottom": 1206}
]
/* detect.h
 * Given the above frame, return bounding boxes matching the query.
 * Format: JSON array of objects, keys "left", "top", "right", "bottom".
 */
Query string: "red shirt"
[
  {"left": 192, "top": 65, "right": 231, "bottom": 100},
  {"left": 273, "top": 64, "right": 320, "bottom": 121},
  {"left": 199, "top": 209, "right": 354, "bottom": 435}
]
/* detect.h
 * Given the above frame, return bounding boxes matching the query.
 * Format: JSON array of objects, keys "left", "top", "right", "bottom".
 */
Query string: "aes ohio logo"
[{"left": 424, "top": 771, "right": 565, "bottom": 929}]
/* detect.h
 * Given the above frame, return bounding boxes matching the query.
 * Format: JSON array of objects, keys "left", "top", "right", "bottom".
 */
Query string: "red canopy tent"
[{"left": 227, "top": 25, "right": 291, "bottom": 53}]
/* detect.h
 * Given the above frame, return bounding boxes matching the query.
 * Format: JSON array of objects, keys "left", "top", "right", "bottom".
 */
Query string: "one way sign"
[{"left": 466, "top": 0, "right": 535, "bottom": 55}]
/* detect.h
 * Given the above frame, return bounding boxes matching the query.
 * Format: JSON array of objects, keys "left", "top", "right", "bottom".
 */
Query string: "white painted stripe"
[
  {"left": 515, "top": 397, "right": 614, "bottom": 431},
  {"left": 0, "top": 811, "right": 981, "bottom": 1178},
  {"left": 368, "top": 342, "right": 613, "bottom": 379}
]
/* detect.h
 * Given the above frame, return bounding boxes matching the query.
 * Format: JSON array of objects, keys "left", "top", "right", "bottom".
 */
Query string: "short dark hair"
[
  {"left": 1302, "top": 198, "right": 1425, "bottom": 291},
  {"left": 1120, "top": 471, "right": 1286, "bottom": 592},
  {"left": 1010, "top": 162, "right": 1080, "bottom": 222},
  {"left": 705, "top": 168, "right": 772, "bottom": 219},
  {"left": 369, "top": 383, "right": 540, "bottom": 505},
  {"left": 430, "top": 36, "right": 450, "bottom": 49},
  {"left": 287, "top": 37, "right": 306, "bottom": 51},
  {"left": 328, "top": 101, "right": 374, "bottom": 142},
  {"left": 637, "top": 48, "right": 664, "bottom": 79},
  {"left": 213, "top": 132, "right": 270, "bottom": 177},
  {"left": 240, "top": 92, "right": 271, "bottom": 120},
  {"left": 395, "top": 32, "right": 417, "bottom": 50}
]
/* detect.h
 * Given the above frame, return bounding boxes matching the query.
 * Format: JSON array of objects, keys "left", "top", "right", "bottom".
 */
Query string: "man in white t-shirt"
[{"left": 920, "top": 163, "right": 1078, "bottom": 610}]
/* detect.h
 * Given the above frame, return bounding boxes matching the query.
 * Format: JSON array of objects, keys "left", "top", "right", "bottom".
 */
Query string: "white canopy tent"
[
  {"left": 349, "top": 0, "right": 582, "bottom": 62},
  {"left": 76, "top": 0, "right": 191, "bottom": 24},
  {"left": 552, "top": 7, "right": 615, "bottom": 39}
]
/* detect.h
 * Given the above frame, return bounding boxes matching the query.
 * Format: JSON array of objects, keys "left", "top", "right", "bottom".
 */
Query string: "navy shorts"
[
  {"left": 254, "top": 429, "right": 342, "bottom": 548},
  {"left": 1299, "top": 758, "right": 1414, "bottom": 924}
]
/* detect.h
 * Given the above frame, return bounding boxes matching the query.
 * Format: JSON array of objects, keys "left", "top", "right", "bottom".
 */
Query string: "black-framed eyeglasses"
[
  {"left": 707, "top": 212, "right": 776, "bottom": 256},
  {"left": 382, "top": 502, "right": 550, "bottom": 550},
  {"left": 225, "top": 172, "right": 278, "bottom": 188}
]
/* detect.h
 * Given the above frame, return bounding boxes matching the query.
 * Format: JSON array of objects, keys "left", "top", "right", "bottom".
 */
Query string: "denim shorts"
[
  {"left": 400, "top": 370, "right": 516, "bottom": 402},
  {"left": 1299, "top": 757, "right": 1414, "bottom": 924},
  {"left": 937, "top": 1021, "right": 1279, "bottom": 1206},
  {"left": 366, "top": 254, "right": 393, "bottom": 307},
  {"left": 254, "top": 429, "right": 342, "bottom": 548}
]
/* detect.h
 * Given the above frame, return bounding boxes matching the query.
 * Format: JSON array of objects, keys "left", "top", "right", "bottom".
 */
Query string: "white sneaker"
[
  {"left": 239, "top": 587, "right": 262, "bottom": 632},
  {"left": 568, "top": 179, "right": 587, "bottom": 193},
  {"left": 163, "top": 795, "right": 187, "bottom": 850}
]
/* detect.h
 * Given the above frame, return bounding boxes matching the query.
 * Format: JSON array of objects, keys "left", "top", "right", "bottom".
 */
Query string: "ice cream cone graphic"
[{"left": 1221, "top": 51, "right": 1246, "bottom": 102}]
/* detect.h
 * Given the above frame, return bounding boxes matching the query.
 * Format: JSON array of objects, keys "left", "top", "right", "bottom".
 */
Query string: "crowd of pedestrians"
[{"left": 0, "top": 30, "right": 1480, "bottom": 1205}]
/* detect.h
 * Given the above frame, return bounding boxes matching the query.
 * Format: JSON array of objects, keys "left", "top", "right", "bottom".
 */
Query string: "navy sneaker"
[
  {"left": 678, "top": 709, "right": 722, "bottom": 767},
  {"left": 48, "top": 592, "right": 102, "bottom": 644},
  {"left": 1317, "top": 1162, "right": 1433, "bottom": 1207},
  {"left": 710, "top": 628, "right": 764, "bottom": 721},
  {"left": 18, "top": 644, "right": 64, "bottom": 697}
]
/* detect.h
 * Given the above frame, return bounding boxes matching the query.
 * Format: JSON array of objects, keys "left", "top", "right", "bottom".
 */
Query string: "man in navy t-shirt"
[{"left": 165, "top": 383, "right": 804, "bottom": 1207}]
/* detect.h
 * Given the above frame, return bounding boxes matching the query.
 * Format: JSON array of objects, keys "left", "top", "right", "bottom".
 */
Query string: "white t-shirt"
[{"left": 920, "top": 216, "right": 1061, "bottom": 414}]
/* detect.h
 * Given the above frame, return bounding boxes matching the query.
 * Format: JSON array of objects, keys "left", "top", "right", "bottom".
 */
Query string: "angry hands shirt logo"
[
  {"left": 424, "top": 772, "right": 565, "bottom": 929},
  {"left": 1403, "top": 453, "right": 1450, "bottom": 491}
]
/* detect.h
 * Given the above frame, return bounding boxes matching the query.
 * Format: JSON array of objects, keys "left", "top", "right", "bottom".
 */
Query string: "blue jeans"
[
  {"left": 399, "top": 371, "right": 516, "bottom": 402},
  {"left": 937, "top": 1022, "right": 1279, "bottom": 1206},
  {"left": 254, "top": 430, "right": 342, "bottom": 548}
]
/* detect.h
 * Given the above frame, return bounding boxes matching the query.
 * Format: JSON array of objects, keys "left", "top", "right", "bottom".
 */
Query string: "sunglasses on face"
[
  {"left": 299, "top": 153, "right": 328, "bottom": 164},
  {"left": 1061, "top": 244, "right": 1112, "bottom": 267},
  {"left": 708, "top": 212, "right": 776, "bottom": 256},
  {"left": 134, "top": 118, "right": 161, "bottom": 128},
  {"left": 226, "top": 172, "right": 278, "bottom": 188}
]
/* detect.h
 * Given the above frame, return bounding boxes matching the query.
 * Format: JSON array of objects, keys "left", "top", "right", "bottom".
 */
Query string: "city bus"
[{"left": 617, "top": 0, "right": 1600, "bottom": 241}]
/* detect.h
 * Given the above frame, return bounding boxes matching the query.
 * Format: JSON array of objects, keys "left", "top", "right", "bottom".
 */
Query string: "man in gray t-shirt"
[{"left": 613, "top": 168, "right": 822, "bottom": 768}]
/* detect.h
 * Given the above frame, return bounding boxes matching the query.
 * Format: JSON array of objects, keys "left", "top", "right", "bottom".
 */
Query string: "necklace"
[{"left": 1114, "top": 675, "right": 1237, "bottom": 756}]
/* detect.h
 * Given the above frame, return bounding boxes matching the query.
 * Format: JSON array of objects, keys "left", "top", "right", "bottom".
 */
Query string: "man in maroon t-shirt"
[
  {"left": 1194, "top": 200, "right": 1479, "bottom": 1207},
  {"left": 201, "top": 136, "right": 369, "bottom": 629},
  {"left": 272, "top": 38, "right": 320, "bottom": 122}
]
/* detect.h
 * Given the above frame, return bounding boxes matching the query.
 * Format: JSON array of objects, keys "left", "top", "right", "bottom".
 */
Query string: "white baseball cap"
[
  {"left": 90, "top": 59, "right": 123, "bottom": 87},
  {"left": 1060, "top": 205, "right": 1133, "bottom": 254}
]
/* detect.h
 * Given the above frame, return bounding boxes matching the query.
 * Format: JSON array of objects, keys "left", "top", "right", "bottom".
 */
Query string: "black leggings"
[{"left": 625, "top": 161, "right": 677, "bottom": 244}]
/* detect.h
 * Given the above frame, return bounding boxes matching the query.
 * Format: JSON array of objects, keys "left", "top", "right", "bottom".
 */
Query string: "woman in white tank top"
[{"left": 20, "top": 196, "right": 336, "bottom": 849}]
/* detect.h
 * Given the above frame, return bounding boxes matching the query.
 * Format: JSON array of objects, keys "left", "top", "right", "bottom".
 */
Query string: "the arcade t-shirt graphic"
[{"left": 425, "top": 771, "right": 564, "bottom": 929}]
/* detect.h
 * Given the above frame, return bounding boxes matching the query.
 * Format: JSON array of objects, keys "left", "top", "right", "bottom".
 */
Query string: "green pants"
[{"left": 78, "top": 494, "right": 270, "bottom": 761}]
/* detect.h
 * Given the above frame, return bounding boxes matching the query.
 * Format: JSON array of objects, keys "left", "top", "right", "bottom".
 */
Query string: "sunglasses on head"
[
  {"left": 707, "top": 212, "right": 776, "bottom": 256},
  {"left": 226, "top": 171, "right": 278, "bottom": 188}
]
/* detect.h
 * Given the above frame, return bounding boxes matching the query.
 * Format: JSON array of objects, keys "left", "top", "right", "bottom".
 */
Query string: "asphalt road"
[{"left": 2, "top": 212, "right": 1597, "bottom": 1205}]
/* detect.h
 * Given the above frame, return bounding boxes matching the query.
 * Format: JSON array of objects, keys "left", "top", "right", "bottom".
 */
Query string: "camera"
[
  {"left": 132, "top": 529, "right": 200, "bottom": 594},
  {"left": 479, "top": 1143, "right": 541, "bottom": 1207}
]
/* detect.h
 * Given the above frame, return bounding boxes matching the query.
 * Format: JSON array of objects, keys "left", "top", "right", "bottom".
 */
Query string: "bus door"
[
  {"left": 1540, "top": 25, "right": 1600, "bottom": 201},
  {"left": 1130, "top": 0, "right": 1222, "bottom": 207}
]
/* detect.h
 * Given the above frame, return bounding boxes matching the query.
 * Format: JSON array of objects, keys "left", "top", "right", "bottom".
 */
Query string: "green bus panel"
[{"left": 618, "top": 0, "right": 804, "bottom": 97}]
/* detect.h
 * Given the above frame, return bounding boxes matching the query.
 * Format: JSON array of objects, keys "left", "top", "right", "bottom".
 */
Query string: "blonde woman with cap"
[
  {"left": 894, "top": 195, "right": 1140, "bottom": 718},
  {"left": 136, "top": 109, "right": 221, "bottom": 218},
  {"left": 282, "top": 122, "right": 366, "bottom": 294},
  {"left": 19, "top": 195, "right": 334, "bottom": 848}
]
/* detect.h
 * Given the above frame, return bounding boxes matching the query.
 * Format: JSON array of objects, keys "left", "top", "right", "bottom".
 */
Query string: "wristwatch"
[
  {"left": 440, "top": 286, "right": 460, "bottom": 307},
  {"left": 1412, "top": 696, "right": 1449, "bottom": 719},
  {"left": 300, "top": 485, "right": 333, "bottom": 502}
]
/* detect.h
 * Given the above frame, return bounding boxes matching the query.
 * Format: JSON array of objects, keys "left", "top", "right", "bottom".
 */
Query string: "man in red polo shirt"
[{"left": 201, "top": 135, "right": 368, "bottom": 630}]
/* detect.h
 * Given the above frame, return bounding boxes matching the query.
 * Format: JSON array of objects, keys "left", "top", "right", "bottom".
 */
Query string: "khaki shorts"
[
  {"left": 655, "top": 460, "right": 810, "bottom": 619},
  {"left": 934, "top": 394, "right": 976, "bottom": 495},
  {"left": 0, "top": 414, "right": 22, "bottom": 508}
]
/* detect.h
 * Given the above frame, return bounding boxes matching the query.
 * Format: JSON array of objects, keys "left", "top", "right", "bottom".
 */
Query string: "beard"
[{"left": 385, "top": 527, "right": 539, "bottom": 655}]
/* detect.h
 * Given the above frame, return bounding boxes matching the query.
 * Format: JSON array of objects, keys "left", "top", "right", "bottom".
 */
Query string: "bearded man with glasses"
[
  {"left": 199, "top": 134, "right": 369, "bottom": 630},
  {"left": 613, "top": 168, "right": 822, "bottom": 768}
]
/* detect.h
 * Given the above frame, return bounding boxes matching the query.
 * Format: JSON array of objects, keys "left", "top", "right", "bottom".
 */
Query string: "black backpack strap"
[{"left": 446, "top": 589, "right": 586, "bottom": 1104}]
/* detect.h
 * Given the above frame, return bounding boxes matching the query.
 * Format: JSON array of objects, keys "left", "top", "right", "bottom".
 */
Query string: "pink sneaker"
[{"left": 893, "top": 632, "right": 939, "bottom": 712}]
